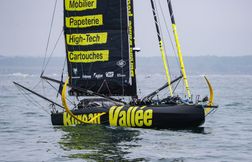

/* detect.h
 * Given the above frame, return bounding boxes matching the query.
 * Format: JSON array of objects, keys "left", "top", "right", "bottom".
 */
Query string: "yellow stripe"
[
  {"left": 61, "top": 78, "right": 106, "bottom": 125},
  {"left": 172, "top": 24, "right": 191, "bottom": 98}
]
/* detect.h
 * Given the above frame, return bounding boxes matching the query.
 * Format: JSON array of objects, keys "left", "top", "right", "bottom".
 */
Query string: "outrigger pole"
[
  {"left": 40, "top": 75, "right": 127, "bottom": 105},
  {"left": 13, "top": 81, "right": 64, "bottom": 109},
  {"left": 166, "top": 0, "right": 191, "bottom": 99},
  {"left": 150, "top": 0, "right": 173, "bottom": 97}
]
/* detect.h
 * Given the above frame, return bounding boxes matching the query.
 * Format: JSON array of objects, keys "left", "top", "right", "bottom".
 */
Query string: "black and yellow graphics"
[
  {"left": 167, "top": 0, "right": 191, "bottom": 98},
  {"left": 68, "top": 50, "right": 109, "bottom": 63},
  {"left": 109, "top": 106, "right": 153, "bottom": 127},
  {"left": 128, "top": 0, "right": 136, "bottom": 80},
  {"left": 64, "top": 0, "right": 137, "bottom": 96},
  {"left": 150, "top": 0, "right": 173, "bottom": 97},
  {"left": 66, "top": 33, "right": 108, "bottom": 45},
  {"left": 65, "top": 0, "right": 97, "bottom": 11},
  {"left": 66, "top": 15, "right": 103, "bottom": 28},
  {"left": 63, "top": 112, "right": 103, "bottom": 125},
  {"left": 62, "top": 106, "right": 154, "bottom": 127}
]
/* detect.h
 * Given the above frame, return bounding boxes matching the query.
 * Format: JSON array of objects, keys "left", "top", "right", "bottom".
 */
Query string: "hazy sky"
[{"left": 0, "top": 0, "right": 252, "bottom": 57}]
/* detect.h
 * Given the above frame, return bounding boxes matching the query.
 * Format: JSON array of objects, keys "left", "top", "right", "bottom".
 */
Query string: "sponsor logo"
[
  {"left": 65, "top": 0, "right": 97, "bottom": 11},
  {"left": 68, "top": 50, "right": 109, "bottom": 63},
  {"left": 117, "top": 73, "right": 126, "bottom": 78},
  {"left": 66, "top": 32, "right": 108, "bottom": 46},
  {"left": 93, "top": 73, "right": 103, "bottom": 79},
  {"left": 105, "top": 72, "right": 114, "bottom": 78},
  {"left": 116, "top": 59, "right": 126, "bottom": 68},
  {"left": 109, "top": 106, "right": 153, "bottom": 127},
  {"left": 73, "top": 68, "right": 78, "bottom": 75},
  {"left": 82, "top": 75, "right": 92, "bottom": 79},
  {"left": 72, "top": 76, "right": 81, "bottom": 79},
  {"left": 63, "top": 112, "right": 102, "bottom": 126},
  {"left": 66, "top": 15, "right": 103, "bottom": 28}
]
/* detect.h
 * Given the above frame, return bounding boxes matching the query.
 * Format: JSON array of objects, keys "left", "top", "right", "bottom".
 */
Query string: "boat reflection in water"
[
  {"left": 57, "top": 125, "right": 144, "bottom": 161},
  {"left": 57, "top": 125, "right": 208, "bottom": 161}
]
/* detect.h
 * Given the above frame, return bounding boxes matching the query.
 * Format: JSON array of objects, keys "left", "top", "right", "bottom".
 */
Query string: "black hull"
[{"left": 51, "top": 104, "right": 205, "bottom": 129}]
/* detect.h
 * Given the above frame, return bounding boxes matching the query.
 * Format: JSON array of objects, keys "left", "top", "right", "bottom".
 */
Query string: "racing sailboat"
[{"left": 14, "top": 0, "right": 218, "bottom": 128}]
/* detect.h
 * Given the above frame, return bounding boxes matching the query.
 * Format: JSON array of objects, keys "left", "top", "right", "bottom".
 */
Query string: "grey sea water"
[{"left": 0, "top": 68, "right": 252, "bottom": 161}]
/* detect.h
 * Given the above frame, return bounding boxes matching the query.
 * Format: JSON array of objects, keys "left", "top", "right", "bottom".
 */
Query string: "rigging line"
[
  {"left": 42, "top": 76, "right": 46, "bottom": 98},
  {"left": 42, "top": 0, "right": 58, "bottom": 73},
  {"left": 161, "top": 77, "right": 182, "bottom": 98},
  {"left": 97, "top": 80, "right": 105, "bottom": 94},
  {"left": 57, "top": 57, "right": 67, "bottom": 97},
  {"left": 166, "top": 0, "right": 191, "bottom": 99},
  {"left": 154, "top": 0, "right": 172, "bottom": 75},
  {"left": 43, "top": 29, "right": 64, "bottom": 72},
  {"left": 150, "top": 0, "right": 173, "bottom": 97},
  {"left": 16, "top": 85, "right": 50, "bottom": 114},
  {"left": 43, "top": 78, "right": 75, "bottom": 106},
  {"left": 64, "top": 6, "right": 74, "bottom": 89},
  {"left": 153, "top": 0, "right": 174, "bottom": 87},
  {"left": 57, "top": 57, "right": 67, "bottom": 96},
  {"left": 105, "top": 80, "right": 112, "bottom": 96},
  {"left": 23, "top": 91, "right": 50, "bottom": 115},
  {"left": 172, "top": 76, "right": 182, "bottom": 93},
  {"left": 31, "top": 79, "right": 42, "bottom": 91},
  {"left": 17, "top": 86, "right": 46, "bottom": 113},
  {"left": 61, "top": 57, "right": 67, "bottom": 76},
  {"left": 158, "top": 0, "right": 180, "bottom": 71}
]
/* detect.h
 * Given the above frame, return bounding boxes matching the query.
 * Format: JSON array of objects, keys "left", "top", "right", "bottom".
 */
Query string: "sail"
[{"left": 64, "top": 0, "right": 137, "bottom": 96}]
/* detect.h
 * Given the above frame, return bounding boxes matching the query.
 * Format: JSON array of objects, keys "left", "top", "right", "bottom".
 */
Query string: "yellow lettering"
[
  {"left": 126, "top": 106, "right": 134, "bottom": 127},
  {"left": 82, "top": 114, "right": 88, "bottom": 122},
  {"left": 131, "top": 107, "right": 138, "bottom": 127},
  {"left": 96, "top": 114, "right": 101, "bottom": 124},
  {"left": 109, "top": 106, "right": 123, "bottom": 126},
  {"left": 66, "top": 15, "right": 103, "bottom": 28},
  {"left": 77, "top": 115, "right": 83, "bottom": 124},
  {"left": 88, "top": 114, "right": 94, "bottom": 123},
  {"left": 118, "top": 111, "right": 127, "bottom": 127},
  {"left": 63, "top": 112, "right": 104, "bottom": 126},
  {"left": 108, "top": 106, "right": 153, "bottom": 128},
  {"left": 135, "top": 110, "right": 144, "bottom": 127},
  {"left": 68, "top": 50, "right": 109, "bottom": 63},
  {"left": 65, "top": 0, "right": 97, "bottom": 11},
  {"left": 66, "top": 33, "right": 108, "bottom": 46},
  {"left": 144, "top": 109, "right": 153, "bottom": 126},
  {"left": 128, "top": 20, "right": 135, "bottom": 77},
  {"left": 63, "top": 113, "right": 72, "bottom": 126}
]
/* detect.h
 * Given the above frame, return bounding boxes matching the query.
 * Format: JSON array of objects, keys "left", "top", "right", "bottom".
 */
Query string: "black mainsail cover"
[{"left": 64, "top": 0, "right": 137, "bottom": 96}]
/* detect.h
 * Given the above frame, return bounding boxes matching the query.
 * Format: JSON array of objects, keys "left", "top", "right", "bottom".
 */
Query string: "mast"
[
  {"left": 166, "top": 0, "right": 191, "bottom": 98},
  {"left": 127, "top": 0, "right": 137, "bottom": 99},
  {"left": 150, "top": 0, "right": 173, "bottom": 97}
]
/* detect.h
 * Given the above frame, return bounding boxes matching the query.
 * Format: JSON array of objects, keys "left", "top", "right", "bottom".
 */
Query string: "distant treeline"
[
  {"left": 136, "top": 56, "right": 252, "bottom": 75},
  {"left": 0, "top": 55, "right": 251, "bottom": 75}
]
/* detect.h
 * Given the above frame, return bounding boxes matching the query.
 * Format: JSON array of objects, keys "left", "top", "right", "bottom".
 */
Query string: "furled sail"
[{"left": 64, "top": 0, "right": 137, "bottom": 96}]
